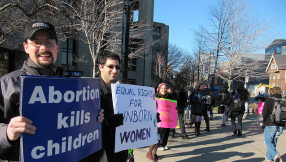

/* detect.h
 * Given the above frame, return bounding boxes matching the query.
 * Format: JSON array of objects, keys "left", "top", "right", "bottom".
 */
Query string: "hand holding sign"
[
  {"left": 98, "top": 109, "right": 104, "bottom": 122},
  {"left": 105, "top": 114, "right": 124, "bottom": 128},
  {"left": 7, "top": 116, "right": 36, "bottom": 141},
  {"left": 157, "top": 112, "right": 161, "bottom": 123},
  {"left": 20, "top": 76, "right": 102, "bottom": 162}
]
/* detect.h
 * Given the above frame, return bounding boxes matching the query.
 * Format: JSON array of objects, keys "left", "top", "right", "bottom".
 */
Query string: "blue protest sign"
[{"left": 19, "top": 76, "right": 101, "bottom": 162}]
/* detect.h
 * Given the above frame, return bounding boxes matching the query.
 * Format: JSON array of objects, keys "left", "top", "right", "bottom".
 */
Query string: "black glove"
[
  {"left": 157, "top": 112, "right": 161, "bottom": 123},
  {"left": 105, "top": 114, "right": 124, "bottom": 128}
]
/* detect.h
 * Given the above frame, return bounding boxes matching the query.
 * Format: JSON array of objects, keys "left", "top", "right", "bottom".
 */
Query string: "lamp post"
[
  {"left": 197, "top": 51, "right": 200, "bottom": 83},
  {"left": 211, "top": 49, "right": 219, "bottom": 92},
  {"left": 245, "top": 70, "right": 249, "bottom": 88},
  {"left": 122, "top": 0, "right": 131, "bottom": 80},
  {"left": 208, "top": 51, "right": 213, "bottom": 87}
]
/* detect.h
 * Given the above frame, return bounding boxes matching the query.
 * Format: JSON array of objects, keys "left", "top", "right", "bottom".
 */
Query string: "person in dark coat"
[
  {"left": 263, "top": 87, "right": 284, "bottom": 162},
  {"left": 186, "top": 86, "right": 194, "bottom": 119},
  {"left": 0, "top": 21, "right": 104, "bottom": 162},
  {"left": 192, "top": 83, "right": 206, "bottom": 136},
  {"left": 81, "top": 52, "right": 126, "bottom": 162},
  {"left": 218, "top": 86, "right": 232, "bottom": 126},
  {"left": 187, "top": 85, "right": 199, "bottom": 128},
  {"left": 202, "top": 88, "right": 211, "bottom": 132},
  {"left": 170, "top": 87, "right": 189, "bottom": 139},
  {"left": 230, "top": 86, "right": 249, "bottom": 137},
  {"left": 209, "top": 91, "right": 215, "bottom": 120}
]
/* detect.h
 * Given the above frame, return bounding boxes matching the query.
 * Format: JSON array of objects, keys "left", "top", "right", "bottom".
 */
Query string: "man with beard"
[
  {"left": 93, "top": 52, "right": 128, "bottom": 162},
  {"left": 0, "top": 21, "right": 104, "bottom": 162}
]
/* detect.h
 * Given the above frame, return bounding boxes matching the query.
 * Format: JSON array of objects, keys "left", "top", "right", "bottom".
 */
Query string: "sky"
[{"left": 154, "top": 0, "right": 286, "bottom": 55}]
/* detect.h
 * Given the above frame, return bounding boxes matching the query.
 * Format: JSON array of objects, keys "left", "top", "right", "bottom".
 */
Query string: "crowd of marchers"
[{"left": 147, "top": 82, "right": 284, "bottom": 162}]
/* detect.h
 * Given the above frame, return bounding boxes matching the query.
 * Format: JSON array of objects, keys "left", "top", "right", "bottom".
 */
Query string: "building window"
[
  {"left": 273, "top": 75, "right": 276, "bottom": 80},
  {"left": 128, "top": 57, "right": 136, "bottom": 71},
  {"left": 278, "top": 73, "right": 280, "bottom": 79},
  {"left": 282, "top": 46, "right": 286, "bottom": 55},
  {"left": 155, "top": 43, "right": 160, "bottom": 52},
  {"left": 276, "top": 47, "right": 282, "bottom": 54},
  {"left": 153, "top": 35, "right": 160, "bottom": 40},
  {"left": 153, "top": 26, "right": 161, "bottom": 33},
  {"left": 271, "top": 64, "right": 276, "bottom": 70},
  {"left": 61, "top": 38, "right": 76, "bottom": 67},
  {"left": 0, "top": 51, "right": 9, "bottom": 77},
  {"left": 131, "top": 0, "right": 139, "bottom": 22},
  {"left": 133, "top": 10, "right": 139, "bottom": 22},
  {"left": 127, "top": 79, "right": 136, "bottom": 85}
]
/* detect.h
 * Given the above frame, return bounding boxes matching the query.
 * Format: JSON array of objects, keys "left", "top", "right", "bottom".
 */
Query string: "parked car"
[{"left": 255, "top": 93, "right": 269, "bottom": 102}]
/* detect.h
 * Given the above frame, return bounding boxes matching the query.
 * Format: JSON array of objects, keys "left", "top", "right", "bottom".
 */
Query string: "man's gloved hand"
[
  {"left": 157, "top": 112, "right": 161, "bottom": 123},
  {"left": 105, "top": 114, "right": 124, "bottom": 128}
]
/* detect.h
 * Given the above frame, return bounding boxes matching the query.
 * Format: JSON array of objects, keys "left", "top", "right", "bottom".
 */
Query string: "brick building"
[{"left": 266, "top": 55, "right": 286, "bottom": 93}]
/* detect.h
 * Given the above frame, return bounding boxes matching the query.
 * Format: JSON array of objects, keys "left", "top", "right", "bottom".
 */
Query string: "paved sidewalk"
[{"left": 133, "top": 113, "right": 286, "bottom": 162}]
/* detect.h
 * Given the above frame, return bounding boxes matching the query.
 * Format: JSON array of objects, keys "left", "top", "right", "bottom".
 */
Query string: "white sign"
[{"left": 111, "top": 84, "right": 157, "bottom": 153}]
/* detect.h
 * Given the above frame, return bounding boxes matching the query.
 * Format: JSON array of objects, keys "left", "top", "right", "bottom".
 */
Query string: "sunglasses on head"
[{"left": 104, "top": 65, "right": 121, "bottom": 70}]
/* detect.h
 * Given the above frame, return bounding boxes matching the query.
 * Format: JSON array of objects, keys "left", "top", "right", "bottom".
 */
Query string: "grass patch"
[{"left": 213, "top": 99, "right": 220, "bottom": 111}]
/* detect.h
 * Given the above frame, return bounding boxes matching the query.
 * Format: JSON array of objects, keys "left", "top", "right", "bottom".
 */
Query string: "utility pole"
[
  {"left": 208, "top": 51, "right": 212, "bottom": 86},
  {"left": 122, "top": 0, "right": 131, "bottom": 80},
  {"left": 211, "top": 49, "right": 219, "bottom": 92},
  {"left": 197, "top": 51, "right": 200, "bottom": 84}
]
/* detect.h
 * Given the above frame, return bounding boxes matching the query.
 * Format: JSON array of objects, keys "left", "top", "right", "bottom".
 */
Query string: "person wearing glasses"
[
  {"left": 91, "top": 52, "right": 128, "bottom": 162},
  {"left": 0, "top": 21, "right": 104, "bottom": 162}
]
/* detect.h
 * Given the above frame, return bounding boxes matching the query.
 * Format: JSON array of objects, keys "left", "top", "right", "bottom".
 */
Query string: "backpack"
[{"left": 270, "top": 97, "right": 286, "bottom": 124}]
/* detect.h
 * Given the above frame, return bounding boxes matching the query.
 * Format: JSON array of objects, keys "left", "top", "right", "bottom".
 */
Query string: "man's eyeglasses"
[
  {"left": 104, "top": 65, "right": 121, "bottom": 70},
  {"left": 28, "top": 39, "right": 56, "bottom": 48}
]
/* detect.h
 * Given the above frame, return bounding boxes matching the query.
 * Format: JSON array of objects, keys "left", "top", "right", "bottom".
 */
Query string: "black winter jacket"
[
  {"left": 262, "top": 93, "right": 285, "bottom": 126},
  {"left": 0, "top": 58, "right": 64, "bottom": 161},
  {"left": 93, "top": 79, "right": 128, "bottom": 162},
  {"left": 218, "top": 90, "right": 231, "bottom": 106},
  {"left": 177, "top": 89, "right": 187, "bottom": 114},
  {"left": 192, "top": 89, "right": 204, "bottom": 115}
]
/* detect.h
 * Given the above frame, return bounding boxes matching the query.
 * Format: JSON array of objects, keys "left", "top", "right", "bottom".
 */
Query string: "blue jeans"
[
  {"left": 186, "top": 105, "right": 193, "bottom": 119},
  {"left": 222, "top": 105, "right": 229, "bottom": 125},
  {"left": 264, "top": 126, "right": 283, "bottom": 161}
]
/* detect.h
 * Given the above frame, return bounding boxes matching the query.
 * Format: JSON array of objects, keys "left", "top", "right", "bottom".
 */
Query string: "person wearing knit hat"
[
  {"left": 157, "top": 83, "right": 166, "bottom": 93},
  {"left": 157, "top": 83, "right": 174, "bottom": 151},
  {"left": 147, "top": 83, "right": 169, "bottom": 161}
]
